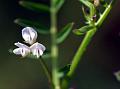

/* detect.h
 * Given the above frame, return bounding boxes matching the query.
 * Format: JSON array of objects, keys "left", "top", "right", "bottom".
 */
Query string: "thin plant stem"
[
  {"left": 67, "top": 28, "right": 96, "bottom": 77},
  {"left": 38, "top": 58, "right": 53, "bottom": 86},
  {"left": 62, "top": 1, "right": 114, "bottom": 89},
  {"left": 50, "top": 0, "right": 60, "bottom": 89}
]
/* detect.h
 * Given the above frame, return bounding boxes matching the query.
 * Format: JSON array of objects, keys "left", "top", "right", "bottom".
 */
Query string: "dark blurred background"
[{"left": 0, "top": 0, "right": 120, "bottom": 89}]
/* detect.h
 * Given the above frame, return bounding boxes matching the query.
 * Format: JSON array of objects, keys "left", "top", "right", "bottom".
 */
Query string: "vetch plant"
[{"left": 11, "top": 0, "right": 116, "bottom": 89}]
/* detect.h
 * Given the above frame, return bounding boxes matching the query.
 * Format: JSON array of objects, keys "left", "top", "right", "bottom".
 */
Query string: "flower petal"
[
  {"left": 13, "top": 48, "right": 22, "bottom": 55},
  {"left": 30, "top": 42, "right": 46, "bottom": 51},
  {"left": 32, "top": 48, "right": 43, "bottom": 58},
  {"left": 22, "top": 27, "right": 37, "bottom": 44},
  {"left": 13, "top": 47, "right": 30, "bottom": 57},
  {"left": 30, "top": 42, "right": 46, "bottom": 58},
  {"left": 14, "top": 42, "right": 29, "bottom": 49},
  {"left": 13, "top": 42, "right": 30, "bottom": 57}
]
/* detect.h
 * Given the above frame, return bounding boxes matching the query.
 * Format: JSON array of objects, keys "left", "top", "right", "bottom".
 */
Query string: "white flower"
[
  {"left": 13, "top": 42, "right": 30, "bottom": 57},
  {"left": 13, "top": 27, "right": 46, "bottom": 58},
  {"left": 30, "top": 42, "right": 46, "bottom": 58},
  {"left": 114, "top": 70, "right": 120, "bottom": 82},
  {"left": 22, "top": 27, "right": 37, "bottom": 45}
]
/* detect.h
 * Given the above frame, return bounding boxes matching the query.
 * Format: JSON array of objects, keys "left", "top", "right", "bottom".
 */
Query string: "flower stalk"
[{"left": 38, "top": 57, "right": 53, "bottom": 87}]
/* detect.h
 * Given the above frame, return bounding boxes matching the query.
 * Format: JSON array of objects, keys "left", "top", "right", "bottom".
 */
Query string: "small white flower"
[
  {"left": 30, "top": 42, "right": 46, "bottom": 58},
  {"left": 22, "top": 27, "right": 37, "bottom": 45},
  {"left": 114, "top": 70, "right": 120, "bottom": 82},
  {"left": 13, "top": 42, "right": 30, "bottom": 57},
  {"left": 13, "top": 27, "right": 46, "bottom": 58}
]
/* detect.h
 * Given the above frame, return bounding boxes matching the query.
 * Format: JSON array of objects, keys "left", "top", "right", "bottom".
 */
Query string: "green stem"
[
  {"left": 38, "top": 58, "right": 52, "bottom": 86},
  {"left": 50, "top": 0, "right": 60, "bottom": 89},
  {"left": 62, "top": 28, "right": 96, "bottom": 89},
  {"left": 68, "top": 28, "right": 96, "bottom": 77},
  {"left": 62, "top": 1, "right": 114, "bottom": 89}
]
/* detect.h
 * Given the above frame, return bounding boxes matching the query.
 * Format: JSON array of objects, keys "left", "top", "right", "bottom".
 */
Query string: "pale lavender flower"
[
  {"left": 30, "top": 42, "right": 46, "bottom": 58},
  {"left": 13, "top": 42, "right": 30, "bottom": 57},
  {"left": 13, "top": 27, "right": 46, "bottom": 58},
  {"left": 22, "top": 27, "right": 37, "bottom": 45}
]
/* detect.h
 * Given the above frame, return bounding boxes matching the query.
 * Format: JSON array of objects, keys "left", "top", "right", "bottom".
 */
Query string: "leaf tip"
[
  {"left": 71, "top": 22, "right": 74, "bottom": 26},
  {"left": 14, "top": 19, "right": 19, "bottom": 24},
  {"left": 73, "top": 29, "right": 84, "bottom": 35},
  {"left": 19, "top": 1, "right": 23, "bottom": 5},
  {"left": 8, "top": 49, "right": 13, "bottom": 54}
]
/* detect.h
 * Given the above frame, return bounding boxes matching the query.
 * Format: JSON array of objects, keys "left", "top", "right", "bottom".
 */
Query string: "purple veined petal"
[
  {"left": 14, "top": 42, "right": 30, "bottom": 49},
  {"left": 32, "top": 48, "right": 43, "bottom": 58},
  {"left": 30, "top": 42, "right": 46, "bottom": 58},
  {"left": 22, "top": 27, "right": 37, "bottom": 44},
  {"left": 13, "top": 47, "right": 30, "bottom": 57},
  {"left": 13, "top": 42, "right": 30, "bottom": 57}
]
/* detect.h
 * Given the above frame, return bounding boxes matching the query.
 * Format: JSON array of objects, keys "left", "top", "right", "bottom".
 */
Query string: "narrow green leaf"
[
  {"left": 55, "top": 0, "right": 65, "bottom": 11},
  {"left": 95, "top": 1, "right": 113, "bottom": 27},
  {"left": 19, "top": 1, "right": 50, "bottom": 13},
  {"left": 73, "top": 25, "right": 95, "bottom": 35},
  {"left": 82, "top": 6, "right": 90, "bottom": 22},
  {"left": 101, "top": 0, "right": 108, "bottom": 7},
  {"left": 57, "top": 22, "right": 74, "bottom": 44},
  {"left": 79, "top": 0, "right": 96, "bottom": 21},
  {"left": 59, "top": 64, "right": 71, "bottom": 78},
  {"left": 14, "top": 18, "right": 50, "bottom": 34},
  {"left": 42, "top": 53, "right": 51, "bottom": 59},
  {"left": 42, "top": 50, "right": 51, "bottom": 59}
]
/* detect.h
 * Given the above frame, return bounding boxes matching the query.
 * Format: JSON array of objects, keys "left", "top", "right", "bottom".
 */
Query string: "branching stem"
[{"left": 62, "top": 1, "right": 114, "bottom": 89}]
